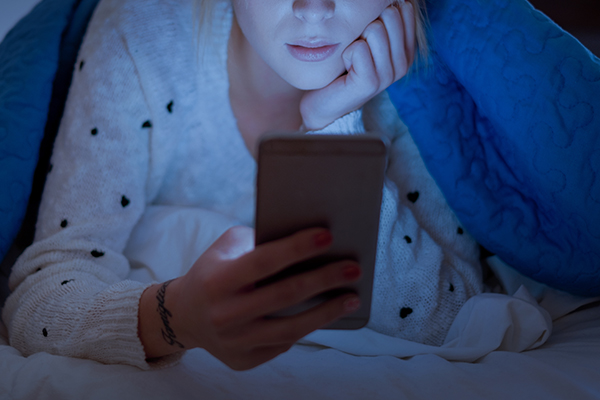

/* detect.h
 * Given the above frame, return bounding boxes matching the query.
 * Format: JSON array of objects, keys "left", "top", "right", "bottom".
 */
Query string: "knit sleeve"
[
  {"left": 306, "top": 110, "right": 366, "bottom": 135},
  {"left": 1, "top": 3, "right": 179, "bottom": 370},
  {"left": 304, "top": 92, "right": 485, "bottom": 346}
]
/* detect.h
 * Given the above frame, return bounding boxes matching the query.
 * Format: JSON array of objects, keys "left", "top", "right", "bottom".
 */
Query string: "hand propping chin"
[{"left": 300, "top": 2, "right": 416, "bottom": 131}]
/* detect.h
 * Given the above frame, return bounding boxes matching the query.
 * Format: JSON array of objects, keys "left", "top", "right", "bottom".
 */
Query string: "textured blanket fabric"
[
  {"left": 388, "top": 0, "right": 600, "bottom": 296},
  {"left": 0, "top": 0, "right": 100, "bottom": 266},
  {"left": 0, "top": 0, "right": 72, "bottom": 262}
]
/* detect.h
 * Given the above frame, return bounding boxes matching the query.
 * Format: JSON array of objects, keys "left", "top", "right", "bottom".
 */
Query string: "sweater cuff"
[
  {"left": 6, "top": 279, "right": 184, "bottom": 370},
  {"left": 86, "top": 281, "right": 185, "bottom": 370},
  {"left": 84, "top": 281, "right": 185, "bottom": 370},
  {"left": 306, "top": 110, "right": 365, "bottom": 135}
]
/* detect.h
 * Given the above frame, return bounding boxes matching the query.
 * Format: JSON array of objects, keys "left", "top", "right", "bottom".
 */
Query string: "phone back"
[{"left": 255, "top": 133, "right": 387, "bottom": 329}]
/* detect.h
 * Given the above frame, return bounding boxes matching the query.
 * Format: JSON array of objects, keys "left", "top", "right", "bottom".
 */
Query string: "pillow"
[{"left": 387, "top": 0, "right": 600, "bottom": 296}]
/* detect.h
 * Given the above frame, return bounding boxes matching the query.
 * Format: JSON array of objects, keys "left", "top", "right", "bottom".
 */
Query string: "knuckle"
[
  {"left": 363, "top": 75, "right": 381, "bottom": 95},
  {"left": 364, "top": 20, "right": 385, "bottom": 38},
  {"left": 354, "top": 39, "right": 370, "bottom": 55},
  {"left": 384, "top": 4, "right": 401, "bottom": 17}
]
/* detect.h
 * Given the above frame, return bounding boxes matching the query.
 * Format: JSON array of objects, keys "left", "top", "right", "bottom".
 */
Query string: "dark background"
[{"left": 529, "top": 0, "right": 600, "bottom": 55}]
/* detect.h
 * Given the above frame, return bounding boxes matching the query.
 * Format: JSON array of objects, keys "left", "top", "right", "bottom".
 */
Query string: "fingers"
[
  {"left": 346, "top": 2, "right": 416, "bottom": 96},
  {"left": 216, "top": 289, "right": 358, "bottom": 370},
  {"left": 237, "top": 292, "right": 360, "bottom": 348},
  {"left": 399, "top": 1, "right": 416, "bottom": 68},
  {"left": 380, "top": 5, "right": 409, "bottom": 80},
  {"left": 228, "top": 260, "right": 362, "bottom": 325},
  {"left": 361, "top": 20, "right": 393, "bottom": 91},
  {"left": 225, "top": 228, "right": 333, "bottom": 291},
  {"left": 342, "top": 39, "right": 379, "bottom": 97}
]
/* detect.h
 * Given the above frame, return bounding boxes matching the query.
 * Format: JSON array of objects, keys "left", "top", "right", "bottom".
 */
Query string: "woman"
[{"left": 3, "top": 0, "right": 484, "bottom": 371}]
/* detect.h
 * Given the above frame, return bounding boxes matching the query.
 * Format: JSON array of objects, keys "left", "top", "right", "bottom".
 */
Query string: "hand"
[
  {"left": 300, "top": 2, "right": 416, "bottom": 130},
  {"left": 140, "top": 226, "right": 362, "bottom": 371}
]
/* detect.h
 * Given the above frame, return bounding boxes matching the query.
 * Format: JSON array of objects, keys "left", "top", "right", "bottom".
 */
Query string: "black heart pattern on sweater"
[
  {"left": 400, "top": 307, "right": 413, "bottom": 319},
  {"left": 407, "top": 191, "right": 419, "bottom": 203},
  {"left": 121, "top": 195, "right": 130, "bottom": 208},
  {"left": 91, "top": 250, "right": 105, "bottom": 258}
]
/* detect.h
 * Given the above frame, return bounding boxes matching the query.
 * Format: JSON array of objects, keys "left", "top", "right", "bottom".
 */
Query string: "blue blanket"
[
  {"left": 1, "top": 0, "right": 599, "bottom": 295},
  {"left": 388, "top": 0, "right": 600, "bottom": 295},
  {"left": 0, "top": 0, "right": 99, "bottom": 272}
]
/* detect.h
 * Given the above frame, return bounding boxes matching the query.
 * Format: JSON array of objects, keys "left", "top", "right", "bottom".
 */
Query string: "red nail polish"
[
  {"left": 314, "top": 231, "right": 333, "bottom": 247},
  {"left": 344, "top": 297, "right": 361, "bottom": 313},
  {"left": 343, "top": 265, "right": 362, "bottom": 281}
]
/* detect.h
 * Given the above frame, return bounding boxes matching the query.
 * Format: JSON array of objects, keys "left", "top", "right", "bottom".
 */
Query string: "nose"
[{"left": 293, "top": 0, "right": 335, "bottom": 23}]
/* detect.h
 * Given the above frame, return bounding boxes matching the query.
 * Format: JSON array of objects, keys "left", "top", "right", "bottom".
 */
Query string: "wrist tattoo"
[{"left": 156, "top": 280, "right": 185, "bottom": 349}]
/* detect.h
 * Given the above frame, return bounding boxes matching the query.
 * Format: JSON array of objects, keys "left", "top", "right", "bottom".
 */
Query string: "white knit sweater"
[{"left": 3, "top": 0, "right": 484, "bottom": 369}]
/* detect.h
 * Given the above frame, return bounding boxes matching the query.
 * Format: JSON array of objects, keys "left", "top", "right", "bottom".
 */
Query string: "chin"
[{"left": 282, "top": 65, "right": 346, "bottom": 91}]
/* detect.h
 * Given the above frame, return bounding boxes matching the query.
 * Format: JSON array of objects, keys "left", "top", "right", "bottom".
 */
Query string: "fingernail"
[
  {"left": 344, "top": 297, "right": 361, "bottom": 313},
  {"left": 314, "top": 231, "right": 333, "bottom": 247},
  {"left": 343, "top": 265, "right": 362, "bottom": 281}
]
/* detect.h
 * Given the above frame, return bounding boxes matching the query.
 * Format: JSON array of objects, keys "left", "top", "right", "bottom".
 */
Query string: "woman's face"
[{"left": 232, "top": 0, "right": 394, "bottom": 90}]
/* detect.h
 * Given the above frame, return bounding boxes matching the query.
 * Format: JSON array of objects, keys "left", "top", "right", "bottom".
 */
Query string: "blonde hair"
[{"left": 194, "top": 0, "right": 429, "bottom": 64}]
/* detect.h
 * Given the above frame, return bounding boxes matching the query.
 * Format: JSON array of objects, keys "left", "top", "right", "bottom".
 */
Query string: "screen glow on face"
[{"left": 232, "top": 0, "right": 393, "bottom": 90}]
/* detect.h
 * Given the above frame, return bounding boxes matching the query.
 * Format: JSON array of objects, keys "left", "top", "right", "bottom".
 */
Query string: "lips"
[{"left": 286, "top": 42, "right": 340, "bottom": 62}]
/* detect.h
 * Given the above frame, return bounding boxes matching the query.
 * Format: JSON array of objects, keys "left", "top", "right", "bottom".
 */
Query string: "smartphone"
[{"left": 254, "top": 133, "right": 387, "bottom": 329}]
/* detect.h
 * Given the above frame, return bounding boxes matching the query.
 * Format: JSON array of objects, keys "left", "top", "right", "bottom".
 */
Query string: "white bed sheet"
[{"left": 1, "top": 205, "right": 599, "bottom": 400}]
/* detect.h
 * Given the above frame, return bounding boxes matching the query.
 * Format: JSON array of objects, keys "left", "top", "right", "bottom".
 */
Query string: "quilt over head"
[
  {"left": 388, "top": 0, "right": 600, "bottom": 296},
  {"left": 0, "top": 0, "right": 100, "bottom": 278},
  {"left": 0, "top": 0, "right": 598, "bottom": 296}
]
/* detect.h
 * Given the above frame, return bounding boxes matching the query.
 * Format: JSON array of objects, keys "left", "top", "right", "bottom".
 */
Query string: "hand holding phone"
[
  {"left": 142, "top": 226, "right": 362, "bottom": 371},
  {"left": 300, "top": 3, "right": 416, "bottom": 130}
]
